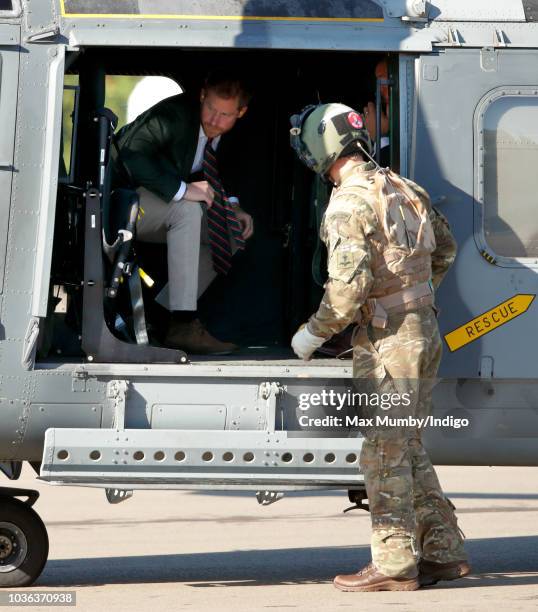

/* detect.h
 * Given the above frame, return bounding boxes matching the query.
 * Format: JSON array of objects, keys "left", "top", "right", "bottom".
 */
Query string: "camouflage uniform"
[{"left": 308, "top": 161, "right": 467, "bottom": 578}]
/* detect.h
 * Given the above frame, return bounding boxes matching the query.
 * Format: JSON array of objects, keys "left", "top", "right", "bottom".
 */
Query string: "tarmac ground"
[{"left": 2, "top": 464, "right": 537, "bottom": 611}]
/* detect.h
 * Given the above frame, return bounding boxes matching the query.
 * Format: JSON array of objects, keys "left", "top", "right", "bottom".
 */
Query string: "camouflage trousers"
[{"left": 352, "top": 306, "right": 467, "bottom": 577}]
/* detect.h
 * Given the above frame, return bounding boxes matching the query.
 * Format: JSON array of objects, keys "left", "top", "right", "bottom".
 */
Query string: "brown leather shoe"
[
  {"left": 164, "top": 319, "right": 237, "bottom": 355},
  {"left": 334, "top": 562, "right": 419, "bottom": 592},
  {"left": 418, "top": 559, "right": 471, "bottom": 586}
]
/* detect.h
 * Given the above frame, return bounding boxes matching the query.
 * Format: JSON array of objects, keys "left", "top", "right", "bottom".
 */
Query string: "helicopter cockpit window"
[{"left": 479, "top": 90, "right": 538, "bottom": 259}]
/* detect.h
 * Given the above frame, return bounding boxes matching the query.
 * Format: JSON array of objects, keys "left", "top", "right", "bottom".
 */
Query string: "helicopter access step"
[{"left": 40, "top": 428, "right": 364, "bottom": 489}]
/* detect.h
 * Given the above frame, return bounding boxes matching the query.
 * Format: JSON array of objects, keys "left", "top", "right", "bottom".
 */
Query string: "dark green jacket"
[{"left": 113, "top": 94, "right": 237, "bottom": 203}]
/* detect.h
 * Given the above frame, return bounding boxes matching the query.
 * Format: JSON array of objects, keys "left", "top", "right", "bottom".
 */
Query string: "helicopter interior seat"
[
  {"left": 96, "top": 108, "right": 151, "bottom": 345},
  {"left": 77, "top": 108, "right": 183, "bottom": 363}
]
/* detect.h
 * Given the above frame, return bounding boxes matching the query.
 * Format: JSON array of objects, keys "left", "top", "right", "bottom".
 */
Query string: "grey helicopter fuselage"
[{"left": 0, "top": 0, "right": 537, "bottom": 587}]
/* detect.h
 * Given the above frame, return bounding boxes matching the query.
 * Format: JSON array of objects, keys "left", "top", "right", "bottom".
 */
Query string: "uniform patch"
[
  {"left": 337, "top": 252, "right": 354, "bottom": 269},
  {"left": 348, "top": 111, "right": 363, "bottom": 129}
]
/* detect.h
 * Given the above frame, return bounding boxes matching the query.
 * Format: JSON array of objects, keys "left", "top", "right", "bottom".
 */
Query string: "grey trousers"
[{"left": 135, "top": 188, "right": 217, "bottom": 311}]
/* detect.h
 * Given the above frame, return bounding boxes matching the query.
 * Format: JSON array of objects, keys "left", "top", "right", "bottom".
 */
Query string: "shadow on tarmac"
[{"left": 37, "top": 537, "right": 538, "bottom": 589}]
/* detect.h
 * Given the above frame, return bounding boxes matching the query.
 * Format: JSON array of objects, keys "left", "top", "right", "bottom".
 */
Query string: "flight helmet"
[{"left": 289, "top": 103, "right": 373, "bottom": 177}]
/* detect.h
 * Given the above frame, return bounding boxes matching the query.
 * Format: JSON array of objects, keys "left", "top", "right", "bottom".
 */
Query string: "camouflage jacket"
[{"left": 307, "top": 162, "right": 457, "bottom": 339}]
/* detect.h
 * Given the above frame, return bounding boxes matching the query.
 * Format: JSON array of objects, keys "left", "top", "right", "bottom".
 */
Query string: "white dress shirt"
[{"left": 173, "top": 127, "right": 237, "bottom": 204}]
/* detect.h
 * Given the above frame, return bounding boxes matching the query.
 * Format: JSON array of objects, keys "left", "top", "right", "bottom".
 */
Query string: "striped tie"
[{"left": 203, "top": 139, "right": 245, "bottom": 275}]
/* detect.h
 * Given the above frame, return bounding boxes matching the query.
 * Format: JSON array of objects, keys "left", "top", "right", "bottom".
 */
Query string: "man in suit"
[{"left": 113, "top": 72, "right": 254, "bottom": 354}]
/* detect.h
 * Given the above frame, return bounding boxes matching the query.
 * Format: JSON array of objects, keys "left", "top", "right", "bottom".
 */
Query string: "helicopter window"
[
  {"left": 104, "top": 75, "right": 182, "bottom": 130},
  {"left": 59, "top": 75, "right": 79, "bottom": 184},
  {"left": 481, "top": 92, "right": 538, "bottom": 259},
  {"left": 0, "top": 0, "right": 19, "bottom": 17}
]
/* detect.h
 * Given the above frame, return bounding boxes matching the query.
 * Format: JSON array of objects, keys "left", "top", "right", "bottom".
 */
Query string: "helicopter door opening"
[{"left": 41, "top": 49, "right": 400, "bottom": 366}]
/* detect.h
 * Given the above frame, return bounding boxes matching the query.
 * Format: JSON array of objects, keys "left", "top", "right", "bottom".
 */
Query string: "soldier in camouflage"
[{"left": 289, "top": 103, "right": 470, "bottom": 592}]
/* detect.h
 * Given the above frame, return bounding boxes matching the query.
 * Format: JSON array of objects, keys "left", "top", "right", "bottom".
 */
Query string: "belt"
[
  {"left": 361, "top": 281, "right": 434, "bottom": 329},
  {"left": 376, "top": 281, "right": 433, "bottom": 310}
]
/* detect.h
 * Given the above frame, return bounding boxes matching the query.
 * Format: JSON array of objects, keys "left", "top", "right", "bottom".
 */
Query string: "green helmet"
[{"left": 290, "top": 103, "right": 373, "bottom": 177}]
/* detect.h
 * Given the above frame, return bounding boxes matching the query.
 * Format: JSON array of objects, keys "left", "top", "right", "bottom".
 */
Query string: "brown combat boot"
[
  {"left": 164, "top": 319, "right": 237, "bottom": 355},
  {"left": 418, "top": 559, "right": 471, "bottom": 586},
  {"left": 333, "top": 562, "right": 419, "bottom": 592}
]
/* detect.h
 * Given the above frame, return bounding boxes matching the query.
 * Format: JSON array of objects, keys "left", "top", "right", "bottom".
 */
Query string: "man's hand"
[
  {"left": 363, "top": 101, "right": 389, "bottom": 141},
  {"left": 291, "top": 324, "right": 326, "bottom": 361},
  {"left": 185, "top": 181, "right": 215, "bottom": 207},
  {"left": 234, "top": 207, "right": 254, "bottom": 240}
]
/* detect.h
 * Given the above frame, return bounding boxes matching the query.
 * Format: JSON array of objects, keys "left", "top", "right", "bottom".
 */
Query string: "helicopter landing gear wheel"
[{"left": 0, "top": 497, "right": 49, "bottom": 587}]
